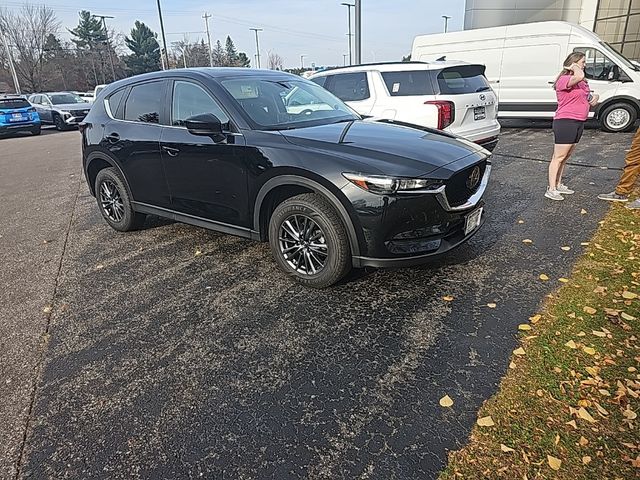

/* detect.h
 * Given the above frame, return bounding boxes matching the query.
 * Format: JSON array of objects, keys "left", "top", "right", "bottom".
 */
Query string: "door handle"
[
  {"left": 105, "top": 132, "right": 120, "bottom": 143},
  {"left": 162, "top": 145, "right": 180, "bottom": 157}
]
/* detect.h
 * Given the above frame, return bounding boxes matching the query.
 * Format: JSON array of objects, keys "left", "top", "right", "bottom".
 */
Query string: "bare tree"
[
  {"left": 268, "top": 51, "right": 283, "bottom": 70},
  {"left": 0, "top": 4, "right": 60, "bottom": 92}
]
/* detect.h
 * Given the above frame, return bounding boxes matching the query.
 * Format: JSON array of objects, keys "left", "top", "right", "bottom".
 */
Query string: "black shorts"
[{"left": 553, "top": 119, "right": 585, "bottom": 144}]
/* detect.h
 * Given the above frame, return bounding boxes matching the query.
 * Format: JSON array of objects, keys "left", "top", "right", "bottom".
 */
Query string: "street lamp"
[
  {"left": 442, "top": 15, "right": 451, "bottom": 33},
  {"left": 250, "top": 28, "right": 263, "bottom": 68},
  {"left": 300, "top": 54, "right": 307, "bottom": 69},
  {"left": 341, "top": 3, "right": 354, "bottom": 66}
]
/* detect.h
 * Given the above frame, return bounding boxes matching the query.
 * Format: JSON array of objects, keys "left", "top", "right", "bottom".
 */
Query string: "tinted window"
[
  {"left": 381, "top": 71, "right": 435, "bottom": 96},
  {"left": 310, "top": 76, "right": 328, "bottom": 87},
  {"left": 0, "top": 98, "right": 30, "bottom": 109},
  {"left": 30, "top": 95, "right": 40, "bottom": 104},
  {"left": 50, "top": 93, "right": 86, "bottom": 105},
  {"left": 326, "top": 72, "right": 370, "bottom": 101},
  {"left": 574, "top": 47, "right": 618, "bottom": 80},
  {"left": 171, "top": 81, "right": 229, "bottom": 128},
  {"left": 436, "top": 65, "right": 490, "bottom": 94},
  {"left": 107, "top": 89, "right": 126, "bottom": 118},
  {"left": 124, "top": 81, "right": 163, "bottom": 124}
]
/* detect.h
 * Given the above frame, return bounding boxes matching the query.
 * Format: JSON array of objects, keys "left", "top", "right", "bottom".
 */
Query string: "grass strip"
[{"left": 440, "top": 203, "right": 640, "bottom": 479}]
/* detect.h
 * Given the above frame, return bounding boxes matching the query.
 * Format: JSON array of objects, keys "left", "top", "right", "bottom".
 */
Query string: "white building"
[{"left": 464, "top": 0, "right": 640, "bottom": 60}]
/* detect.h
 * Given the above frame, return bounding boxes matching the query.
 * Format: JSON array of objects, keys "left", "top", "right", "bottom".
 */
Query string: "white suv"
[{"left": 310, "top": 61, "right": 501, "bottom": 151}]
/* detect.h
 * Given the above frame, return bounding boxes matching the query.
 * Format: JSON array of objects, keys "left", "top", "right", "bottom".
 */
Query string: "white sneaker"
[
  {"left": 556, "top": 183, "right": 575, "bottom": 195},
  {"left": 545, "top": 188, "right": 564, "bottom": 201}
]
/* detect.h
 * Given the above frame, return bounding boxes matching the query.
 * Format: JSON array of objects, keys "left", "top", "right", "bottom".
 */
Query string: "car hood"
[
  {"left": 52, "top": 103, "right": 92, "bottom": 111},
  {"left": 280, "top": 120, "right": 487, "bottom": 177}
]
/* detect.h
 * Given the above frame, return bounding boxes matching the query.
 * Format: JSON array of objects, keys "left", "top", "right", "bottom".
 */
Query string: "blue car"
[{"left": 0, "top": 95, "right": 41, "bottom": 137}]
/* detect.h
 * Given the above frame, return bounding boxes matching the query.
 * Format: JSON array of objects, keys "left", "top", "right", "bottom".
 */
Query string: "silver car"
[{"left": 28, "top": 92, "right": 92, "bottom": 131}]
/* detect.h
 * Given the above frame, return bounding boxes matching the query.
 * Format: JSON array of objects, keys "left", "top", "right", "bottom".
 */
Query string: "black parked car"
[{"left": 81, "top": 68, "right": 491, "bottom": 288}]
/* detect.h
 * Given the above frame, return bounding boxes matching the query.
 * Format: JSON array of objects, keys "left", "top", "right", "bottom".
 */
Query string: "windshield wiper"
[{"left": 476, "top": 86, "right": 492, "bottom": 92}]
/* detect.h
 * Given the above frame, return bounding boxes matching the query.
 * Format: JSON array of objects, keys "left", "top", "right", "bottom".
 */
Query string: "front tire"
[
  {"left": 53, "top": 114, "right": 66, "bottom": 131},
  {"left": 600, "top": 102, "right": 637, "bottom": 132},
  {"left": 94, "top": 167, "right": 145, "bottom": 232},
  {"left": 268, "top": 193, "right": 352, "bottom": 288}
]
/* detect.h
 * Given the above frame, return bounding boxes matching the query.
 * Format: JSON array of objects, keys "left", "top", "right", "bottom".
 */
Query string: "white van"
[
  {"left": 309, "top": 61, "right": 501, "bottom": 150},
  {"left": 412, "top": 21, "right": 640, "bottom": 132}
]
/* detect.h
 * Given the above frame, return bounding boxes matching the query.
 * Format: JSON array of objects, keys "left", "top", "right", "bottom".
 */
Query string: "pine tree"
[
  {"left": 69, "top": 10, "right": 106, "bottom": 50},
  {"left": 212, "top": 40, "right": 226, "bottom": 66},
  {"left": 225, "top": 36, "right": 238, "bottom": 65},
  {"left": 124, "top": 21, "right": 161, "bottom": 75},
  {"left": 237, "top": 52, "right": 251, "bottom": 68}
]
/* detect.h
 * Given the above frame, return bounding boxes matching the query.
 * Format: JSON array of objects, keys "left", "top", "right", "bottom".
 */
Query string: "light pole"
[
  {"left": 442, "top": 15, "right": 451, "bottom": 33},
  {"left": 342, "top": 54, "right": 348, "bottom": 66},
  {"left": 203, "top": 13, "right": 213, "bottom": 67},
  {"left": 300, "top": 54, "right": 307, "bottom": 70},
  {"left": 250, "top": 28, "right": 263, "bottom": 68},
  {"left": 0, "top": 27, "right": 20, "bottom": 94},
  {"left": 341, "top": 3, "right": 354, "bottom": 66},
  {"left": 156, "top": 0, "right": 170, "bottom": 69},
  {"left": 354, "top": 0, "right": 361, "bottom": 64},
  {"left": 93, "top": 14, "right": 116, "bottom": 81}
]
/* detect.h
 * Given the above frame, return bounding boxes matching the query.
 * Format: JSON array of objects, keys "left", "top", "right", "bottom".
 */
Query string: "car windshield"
[
  {"left": 220, "top": 78, "right": 358, "bottom": 130},
  {"left": 49, "top": 93, "right": 87, "bottom": 105},
  {"left": 599, "top": 42, "right": 639, "bottom": 71}
]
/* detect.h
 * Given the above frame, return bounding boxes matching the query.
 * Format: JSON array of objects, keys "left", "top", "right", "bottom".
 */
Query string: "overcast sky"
[{"left": 4, "top": 0, "right": 466, "bottom": 68}]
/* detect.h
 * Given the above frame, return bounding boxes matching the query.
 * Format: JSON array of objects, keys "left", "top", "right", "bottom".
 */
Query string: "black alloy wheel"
[
  {"left": 53, "top": 114, "right": 66, "bottom": 131},
  {"left": 269, "top": 193, "right": 351, "bottom": 288},
  {"left": 94, "top": 167, "right": 145, "bottom": 232}
]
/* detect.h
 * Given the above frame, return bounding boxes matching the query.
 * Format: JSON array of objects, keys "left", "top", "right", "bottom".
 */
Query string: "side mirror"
[
  {"left": 185, "top": 113, "right": 225, "bottom": 141},
  {"left": 608, "top": 65, "right": 620, "bottom": 81}
]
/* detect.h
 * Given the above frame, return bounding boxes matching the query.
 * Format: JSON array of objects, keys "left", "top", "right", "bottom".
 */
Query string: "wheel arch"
[
  {"left": 85, "top": 152, "right": 133, "bottom": 199},
  {"left": 595, "top": 96, "right": 640, "bottom": 119},
  {"left": 254, "top": 175, "right": 362, "bottom": 257}
]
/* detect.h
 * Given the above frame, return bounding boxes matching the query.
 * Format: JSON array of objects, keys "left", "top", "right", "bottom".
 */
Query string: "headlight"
[
  {"left": 60, "top": 110, "right": 70, "bottom": 117},
  {"left": 342, "top": 173, "right": 442, "bottom": 195}
]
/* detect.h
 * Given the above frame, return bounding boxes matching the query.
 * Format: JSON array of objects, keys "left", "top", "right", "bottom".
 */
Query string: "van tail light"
[{"left": 424, "top": 100, "right": 455, "bottom": 130}]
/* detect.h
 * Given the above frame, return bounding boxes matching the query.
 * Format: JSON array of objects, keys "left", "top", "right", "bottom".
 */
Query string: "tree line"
[{"left": 0, "top": 4, "right": 252, "bottom": 94}]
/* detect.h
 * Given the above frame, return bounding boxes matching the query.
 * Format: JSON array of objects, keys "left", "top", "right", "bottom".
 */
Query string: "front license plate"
[
  {"left": 474, "top": 106, "right": 486, "bottom": 121},
  {"left": 464, "top": 207, "right": 483, "bottom": 235}
]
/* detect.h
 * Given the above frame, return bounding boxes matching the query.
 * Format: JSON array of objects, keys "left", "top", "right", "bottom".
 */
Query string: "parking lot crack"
[{"left": 13, "top": 174, "right": 83, "bottom": 480}]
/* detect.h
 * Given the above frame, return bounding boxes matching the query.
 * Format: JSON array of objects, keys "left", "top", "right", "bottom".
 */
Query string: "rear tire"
[
  {"left": 31, "top": 125, "right": 41, "bottom": 136},
  {"left": 268, "top": 193, "right": 352, "bottom": 288},
  {"left": 600, "top": 102, "right": 637, "bottom": 132},
  {"left": 94, "top": 167, "right": 145, "bottom": 232}
]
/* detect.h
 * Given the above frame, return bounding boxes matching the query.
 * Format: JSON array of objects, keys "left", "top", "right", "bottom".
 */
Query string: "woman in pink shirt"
[{"left": 546, "top": 52, "right": 599, "bottom": 201}]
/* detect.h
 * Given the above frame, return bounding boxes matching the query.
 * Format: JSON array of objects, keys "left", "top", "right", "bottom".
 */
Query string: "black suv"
[{"left": 81, "top": 68, "right": 490, "bottom": 288}]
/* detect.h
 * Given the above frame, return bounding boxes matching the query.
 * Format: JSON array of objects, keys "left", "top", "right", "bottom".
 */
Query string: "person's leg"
[
  {"left": 599, "top": 127, "right": 640, "bottom": 202},
  {"left": 549, "top": 144, "right": 573, "bottom": 189},
  {"left": 557, "top": 143, "right": 578, "bottom": 186}
]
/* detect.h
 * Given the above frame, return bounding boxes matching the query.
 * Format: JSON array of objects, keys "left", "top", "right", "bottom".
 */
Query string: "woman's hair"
[{"left": 552, "top": 51, "right": 586, "bottom": 89}]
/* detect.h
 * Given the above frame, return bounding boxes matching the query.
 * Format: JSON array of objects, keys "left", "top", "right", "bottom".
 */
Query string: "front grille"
[
  {"left": 71, "top": 109, "right": 89, "bottom": 117},
  {"left": 445, "top": 161, "right": 486, "bottom": 207}
]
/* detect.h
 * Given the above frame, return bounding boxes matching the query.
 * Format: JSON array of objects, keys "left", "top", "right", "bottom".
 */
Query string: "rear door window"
[
  {"left": 324, "top": 72, "right": 370, "bottom": 101},
  {"left": 435, "top": 65, "right": 491, "bottom": 94},
  {"left": 124, "top": 81, "right": 164, "bottom": 124},
  {"left": 0, "top": 98, "right": 30, "bottom": 109},
  {"left": 381, "top": 71, "right": 435, "bottom": 96}
]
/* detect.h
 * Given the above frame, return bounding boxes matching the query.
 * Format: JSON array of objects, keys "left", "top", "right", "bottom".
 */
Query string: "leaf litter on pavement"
[{"left": 441, "top": 204, "right": 640, "bottom": 479}]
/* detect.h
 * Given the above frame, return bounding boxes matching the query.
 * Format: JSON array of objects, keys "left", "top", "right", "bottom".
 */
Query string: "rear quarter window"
[
  {"left": 436, "top": 65, "right": 490, "bottom": 95},
  {"left": 324, "top": 72, "right": 370, "bottom": 101},
  {"left": 380, "top": 71, "right": 435, "bottom": 96},
  {"left": 0, "top": 98, "right": 31, "bottom": 109}
]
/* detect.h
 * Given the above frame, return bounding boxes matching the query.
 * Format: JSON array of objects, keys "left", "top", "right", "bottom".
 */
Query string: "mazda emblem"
[
  {"left": 466, "top": 166, "right": 481, "bottom": 189},
  {"left": 479, "top": 94, "right": 486, "bottom": 101}
]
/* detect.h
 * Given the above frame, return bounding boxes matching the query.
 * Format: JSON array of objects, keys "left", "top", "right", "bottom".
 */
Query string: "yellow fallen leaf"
[
  {"left": 513, "top": 347, "right": 526, "bottom": 356},
  {"left": 95, "top": 264, "right": 104, "bottom": 270},
  {"left": 594, "top": 402, "right": 609, "bottom": 416},
  {"left": 439, "top": 395, "right": 454, "bottom": 408},
  {"left": 583, "top": 346, "right": 596, "bottom": 355},
  {"left": 195, "top": 248, "right": 202, "bottom": 256},
  {"left": 539, "top": 274, "right": 549, "bottom": 281},
  {"left": 517, "top": 219, "right": 524, "bottom": 224},
  {"left": 500, "top": 444, "right": 515, "bottom": 453},
  {"left": 42, "top": 306, "right": 52, "bottom": 314},
  {"left": 548, "top": 455, "right": 562, "bottom": 471},
  {"left": 598, "top": 389, "right": 611, "bottom": 396},
  {"left": 442, "top": 295, "right": 454, "bottom": 302},
  {"left": 591, "top": 330, "right": 606, "bottom": 337},
  {"left": 623, "top": 408, "right": 637, "bottom": 420},
  {"left": 629, "top": 367, "right": 638, "bottom": 373},
  {"left": 585, "top": 366, "right": 599, "bottom": 377},
  {"left": 561, "top": 246, "right": 571, "bottom": 251},
  {"left": 578, "top": 407, "right": 596, "bottom": 423},
  {"left": 486, "top": 303, "right": 497, "bottom": 308},
  {"left": 529, "top": 314, "right": 541, "bottom": 323},
  {"left": 581, "top": 209, "right": 587, "bottom": 215},
  {"left": 566, "top": 419, "right": 577, "bottom": 429},
  {"left": 518, "top": 324, "right": 532, "bottom": 331},
  {"left": 522, "top": 238, "right": 533, "bottom": 244},
  {"left": 622, "top": 291, "right": 638, "bottom": 299},
  {"left": 583, "top": 306, "right": 597, "bottom": 315},
  {"left": 583, "top": 456, "right": 592, "bottom": 465},
  {"left": 565, "top": 340, "right": 577, "bottom": 349},
  {"left": 477, "top": 416, "right": 495, "bottom": 427},
  {"left": 579, "top": 436, "right": 589, "bottom": 446},
  {"left": 581, "top": 242, "right": 590, "bottom": 246},
  {"left": 622, "top": 312, "right": 636, "bottom": 321},
  {"left": 558, "top": 278, "right": 569, "bottom": 283}
]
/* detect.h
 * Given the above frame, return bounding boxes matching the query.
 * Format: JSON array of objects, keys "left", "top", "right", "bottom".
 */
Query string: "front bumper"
[{"left": 346, "top": 161, "right": 491, "bottom": 269}]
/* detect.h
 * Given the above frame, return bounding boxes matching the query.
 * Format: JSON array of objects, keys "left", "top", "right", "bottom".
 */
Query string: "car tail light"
[
  {"left": 78, "top": 122, "right": 88, "bottom": 134},
  {"left": 424, "top": 100, "right": 455, "bottom": 130},
  {"left": 27, "top": 107, "right": 36, "bottom": 113}
]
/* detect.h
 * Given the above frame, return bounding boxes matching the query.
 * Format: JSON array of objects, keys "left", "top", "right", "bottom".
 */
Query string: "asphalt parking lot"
[{"left": 0, "top": 123, "right": 634, "bottom": 479}]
